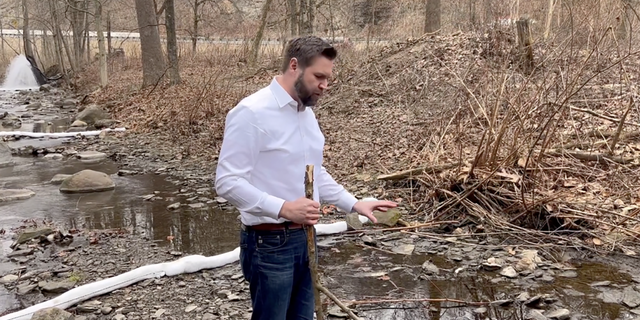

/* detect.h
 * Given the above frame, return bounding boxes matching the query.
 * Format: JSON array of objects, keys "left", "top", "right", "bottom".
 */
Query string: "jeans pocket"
[{"left": 256, "top": 234, "right": 287, "bottom": 251}]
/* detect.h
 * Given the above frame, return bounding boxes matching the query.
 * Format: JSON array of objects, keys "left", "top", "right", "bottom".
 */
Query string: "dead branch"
[
  {"left": 376, "top": 162, "right": 462, "bottom": 181},
  {"left": 342, "top": 221, "right": 459, "bottom": 234},
  {"left": 346, "top": 297, "right": 492, "bottom": 307},
  {"left": 609, "top": 96, "right": 635, "bottom": 154},
  {"left": 569, "top": 105, "right": 640, "bottom": 127},
  {"left": 317, "top": 283, "right": 363, "bottom": 320},
  {"left": 547, "top": 150, "right": 638, "bottom": 164}
]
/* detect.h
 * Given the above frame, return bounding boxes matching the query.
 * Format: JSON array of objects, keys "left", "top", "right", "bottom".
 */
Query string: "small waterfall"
[{"left": 1, "top": 55, "right": 40, "bottom": 90}]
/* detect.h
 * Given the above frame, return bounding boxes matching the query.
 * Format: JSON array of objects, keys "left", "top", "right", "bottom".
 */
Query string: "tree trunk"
[
  {"left": 424, "top": 0, "right": 441, "bottom": 33},
  {"left": 299, "top": 0, "right": 314, "bottom": 35},
  {"left": 107, "top": 11, "right": 112, "bottom": 54},
  {"left": 165, "top": 0, "right": 180, "bottom": 85},
  {"left": 250, "top": 0, "right": 273, "bottom": 66},
  {"left": 1, "top": 18, "right": 5, "bottom": 62},
  {"left": 544, "top": 0, "right": 555, "bottom": 40},
  {"left": 22, "top": 0, "right": 33, "bottom": 58},
  {"left": 366, "top": 0, "right": 377, "bottom": 50},
  {"left": 70, "top": 0, "right": 84, "bottom": 67},
  {"left": 95, "top": 0, "right": 107, "bottom": 87},
  {"left": 192, "top": 0, "right": 200, "bottom": 54},
  {"left": 48, "top": 0, "right": 66, "bottom": 74},
  {"left": 287, "top": 0, "right": 298, "bottom": 36},
  {"left": 134, "top": 0, "right": 167, "bottom": 87},
  {"left": 468, "top": 0, "right": 476, "bottom": 28}
]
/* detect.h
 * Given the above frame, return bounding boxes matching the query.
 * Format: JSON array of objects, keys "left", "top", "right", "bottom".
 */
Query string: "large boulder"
[
  {"left": 76, "top": 105, "right": 110, "bottom": 126},
  {"left": 31, "top": 307, "right": 74, "bottom": 320},
  {"left": 59, "top": 169, "right": 115, "bottom": 193},
  {"left": 0, "top": 142, "right": 15, "bottom": 168}
]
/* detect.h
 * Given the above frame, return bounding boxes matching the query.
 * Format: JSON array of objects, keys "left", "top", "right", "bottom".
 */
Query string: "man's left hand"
[{"left": 352, "top": 200, "right": 398, "bottom": 224}]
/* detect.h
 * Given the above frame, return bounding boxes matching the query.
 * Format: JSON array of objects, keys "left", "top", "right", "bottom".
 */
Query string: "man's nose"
[{"left": 319, "top": 79, "right": 328, "bottom": 90}]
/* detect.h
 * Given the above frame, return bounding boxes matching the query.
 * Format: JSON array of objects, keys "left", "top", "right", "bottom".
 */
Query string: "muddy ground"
[{"left": 2, "top": 85, "right": 640, "bottom": 320}]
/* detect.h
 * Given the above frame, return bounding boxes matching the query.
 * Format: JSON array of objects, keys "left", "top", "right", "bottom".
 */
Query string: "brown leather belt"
[{"left": 244, "top": 222, "right": 304, "bottom": 231}]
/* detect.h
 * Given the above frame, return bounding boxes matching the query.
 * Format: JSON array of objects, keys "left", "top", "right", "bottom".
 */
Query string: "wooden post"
[
  {"left": 304, "top": 164, "right": 325, "bottom": 320},
  {"left": 516, "top": 17, "right": 534, "bottom": 75},
  {"left": 304, "top": 164, "right": 363, "bottom": 320}
]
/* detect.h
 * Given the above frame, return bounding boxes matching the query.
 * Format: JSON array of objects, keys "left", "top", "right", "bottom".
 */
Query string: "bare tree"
[
  {"left": 165, "top": 0, "right": 180, "bottom": 85},
  {"left": 299, "top": 0, "right": 314, "bottom": 35},
  {"left": 187, "top": 0, "right": 215, "bottom": 54},
  {"left": 250, "top": 0, "right": 273, "bottom": 66},
  {"left": 544, "top": 0, "right": 556, "bottom": 39},
  {"left": 22, "top": 0, "right": 33, "bottom": 57},
  {"left": 424, "top": 0, "right": 441, "bottom": 33},
  {"left": 95, "top": 0, "right": 107, "bottom": 87},
  {"left": 134, "top": 0, "right": 166, "bottom": 87},
  {"left": 286, "top": 0, "right": 298, "bottom": 36}
]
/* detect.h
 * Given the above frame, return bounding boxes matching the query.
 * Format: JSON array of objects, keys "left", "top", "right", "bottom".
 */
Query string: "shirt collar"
[{"left": 269, "top": 77, "right": 303, "bottom": 111}]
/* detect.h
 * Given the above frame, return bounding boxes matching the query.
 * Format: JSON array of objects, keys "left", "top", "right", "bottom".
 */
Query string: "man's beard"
[{"left": 294, "top": 73, "right": 319, "bottom": 107}]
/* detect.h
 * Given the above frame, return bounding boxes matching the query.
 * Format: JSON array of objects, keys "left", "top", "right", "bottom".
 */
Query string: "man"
[{"left": 215, "top": 36, "right": 397, "bottom": 320}]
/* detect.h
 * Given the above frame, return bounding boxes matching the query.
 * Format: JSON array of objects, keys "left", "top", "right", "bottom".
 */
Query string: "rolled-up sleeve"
[
  {"left": 214, "top": 105, "right": 285, "bottom": 220},
  {"left": 316, "top": 165, "right": 358, "bottom": 213}
]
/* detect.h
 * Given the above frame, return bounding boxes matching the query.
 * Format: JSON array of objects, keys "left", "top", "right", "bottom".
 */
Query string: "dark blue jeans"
[{"left": 240, "top": 225, "right": 316, "bottom": 320}]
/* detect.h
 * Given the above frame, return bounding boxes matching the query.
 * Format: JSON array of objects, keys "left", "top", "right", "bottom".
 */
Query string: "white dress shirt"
[{"left": 215, "top": 77, "right": 359, "bottom": 226}]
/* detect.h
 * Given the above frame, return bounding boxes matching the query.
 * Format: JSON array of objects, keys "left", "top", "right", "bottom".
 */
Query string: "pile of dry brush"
[{"left": 320, "top": 26, "right": 640, "bottom": 254}]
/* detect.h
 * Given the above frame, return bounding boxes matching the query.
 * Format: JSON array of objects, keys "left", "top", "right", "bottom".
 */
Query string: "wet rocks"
[
  {"left": 71, "top": 120, "right": 87, "bottom": 127},
  {"left": 0, "top": 142, "right": 15, "bottom": 167},
  {"left": 59, "top": 169, "right": 115, "bottom": 193},
  {"left": 31, "top": 307, "right": 74, "bottom": 320},
  {"left": 76, "top": 151, "right": 107, "bottom": 162},
  {"left": 372, "top": 208, "right": 401, "bottom": 226},
  {"left": 545, "top": 308, "right": 571, "bottom": 320},
  {"left": 0, "top": 274, "right": 19, "bottom": 284},
  {"left": 167, "top": 202, "right": 181, "bottom": 210},
  {"left": 50, "top": 174, "right": 72, "bottom": 185},
  {"left": 0, "top": 189, "right": 35, "bottom": 202},
  {"left": 421, "top": 260, "right": 440, "bottom": 275},
  {"left": 392, "top": 244, "right": 415, "bottom": 255},
  {"left": 26, "top": 102, "right": 42, "bottom": 110},
  {"left": 346, "top": 213, "right": 363, "bottom": 230},
  {"left": 622, "top": 286, "right": 640, "bottom": 308},
  {"left": 39, "top": 279, "right": 77, "bottom": 293},
  {"left": 94, "top": 119, "right": 116, "bottom": 129},
  {"left": 76, "top": 105, "right": 110, "bottom": 125},
  {"left": 500, "top": 266, "right": 518, "bottom": 278}
]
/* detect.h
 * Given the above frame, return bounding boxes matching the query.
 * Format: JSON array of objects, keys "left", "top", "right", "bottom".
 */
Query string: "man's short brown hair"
[{"left": 281, "top": 36, "right": 337, "bottom": 73}]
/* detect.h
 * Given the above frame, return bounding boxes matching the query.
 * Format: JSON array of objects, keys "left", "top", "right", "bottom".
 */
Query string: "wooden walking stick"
[
  {"left": 305, "top": 165, "right": 363, "bottom": 320},
  {"left": 304, "top": 164, "right": 325, "bottom": 320}
]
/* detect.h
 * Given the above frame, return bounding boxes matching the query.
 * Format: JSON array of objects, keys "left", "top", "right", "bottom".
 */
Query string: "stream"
[{"left": 1, "top": 80, "right": 640, "bottom": 320}]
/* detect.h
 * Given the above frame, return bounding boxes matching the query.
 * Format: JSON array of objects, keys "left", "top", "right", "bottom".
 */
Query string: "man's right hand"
[{"left": 278, "top": 197, "right": 321, "bottom": 225}]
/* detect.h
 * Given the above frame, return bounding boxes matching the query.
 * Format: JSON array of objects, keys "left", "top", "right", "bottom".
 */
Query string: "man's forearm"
[{"left": 316, "top": 166, "right": 358, "bottom": 213}]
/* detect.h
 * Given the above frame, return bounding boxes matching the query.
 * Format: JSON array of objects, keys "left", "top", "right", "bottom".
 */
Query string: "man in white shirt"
[{"left": 215, "top": 36, "right": 397, "bottom": 320}]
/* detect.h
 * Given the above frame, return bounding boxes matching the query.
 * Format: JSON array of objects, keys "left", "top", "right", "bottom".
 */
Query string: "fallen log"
[
  {"left": 376, "top": 162, "right": 461, "bottom": 181},
  {"left": 547, "top": 150, "right": 638, "bottom": 164}
]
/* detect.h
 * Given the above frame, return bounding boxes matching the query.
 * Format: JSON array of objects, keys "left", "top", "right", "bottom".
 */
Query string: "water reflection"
[
  {"left": 321, "top": 242, "right": 636, "bottom": 320},
  {"left": 0, "top": 157, "right": 240, "bottom": 258}
]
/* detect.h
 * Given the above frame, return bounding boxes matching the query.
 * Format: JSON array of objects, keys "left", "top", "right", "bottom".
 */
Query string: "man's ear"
[{"left": 289, "top": 58, "right": 298, "bottom": 72}]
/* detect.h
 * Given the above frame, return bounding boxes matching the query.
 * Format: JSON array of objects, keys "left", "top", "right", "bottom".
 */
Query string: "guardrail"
[{"left": 0, "top": 29, "right": 392, "bottom": 45}]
